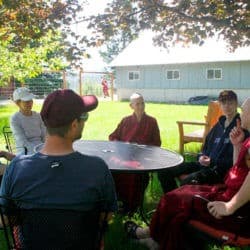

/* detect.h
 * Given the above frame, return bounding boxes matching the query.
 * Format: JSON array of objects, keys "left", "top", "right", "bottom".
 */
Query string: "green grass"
[
  {"left": 0, "top": 100, "right": 238, "bottom": 250},
  {"left": 0, "top": 100, "right": 207, "bottom": 150}
]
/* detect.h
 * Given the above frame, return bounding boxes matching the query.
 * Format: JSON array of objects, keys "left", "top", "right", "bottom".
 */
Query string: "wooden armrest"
[
  {"left": 176, "top": 121, "right": 207, "bottom": 126},
  {"left": 177, "top": 121, "right": 208, "bottom": 155}
]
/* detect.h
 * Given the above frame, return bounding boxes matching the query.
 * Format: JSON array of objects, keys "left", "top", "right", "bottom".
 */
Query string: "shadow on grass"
[{"left": 105, "top": 214, "right": 148, "bottom": 250}]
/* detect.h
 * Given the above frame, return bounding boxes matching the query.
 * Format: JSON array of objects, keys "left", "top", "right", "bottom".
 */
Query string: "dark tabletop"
[{"left": 73, "top": 140, "right": 183, "bottom": 173}]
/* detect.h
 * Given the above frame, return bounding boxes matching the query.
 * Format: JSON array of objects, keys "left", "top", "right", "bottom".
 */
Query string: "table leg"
[{"left": 139, "top": 173, "right": 157, "bottom": 225}]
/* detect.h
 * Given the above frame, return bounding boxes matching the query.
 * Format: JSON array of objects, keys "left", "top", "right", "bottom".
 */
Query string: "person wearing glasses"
[
  {"left": 10, "top": 87, "right": 46, "bottom": 154},
  {"left": 1, "top": 89, "right": 117, "bottom": 215}
]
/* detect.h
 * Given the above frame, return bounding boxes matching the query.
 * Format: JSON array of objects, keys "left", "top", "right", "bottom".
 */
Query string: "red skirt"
[
  {"left": 149, "top": 185, "right": 227, "bottom": 250},
  {"left": 112, "top": 172, "right": 149, "bottom": 213}
]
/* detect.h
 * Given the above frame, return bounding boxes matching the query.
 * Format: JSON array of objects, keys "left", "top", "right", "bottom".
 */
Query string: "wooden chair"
[
  {"left": 2, "top": 126, "right": 27, "bottom": 155},
  {"left": 0, "top": 196, "right": 108, "bottom": 250},
  {"left": 176, "top": 101, "right": 223, "bottom": 155}
]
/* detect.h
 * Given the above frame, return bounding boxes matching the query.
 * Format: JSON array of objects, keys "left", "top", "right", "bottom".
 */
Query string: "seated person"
[
  {"left": 109, "top": 92, "right": 161, "bottom": 213},
  {"left": 208, "top": 166, "right": 250, "bottom": 219},
  {"left": 124, "top": 105, "right": 250, "bottom": 250},
  {"left": 10, "top": 87, "right": 46, "bottom": 154},
  {"left": 158, "top": 90, "right": 247, "bottom": 193},
  {"left": 0, "top": 90, "right": 117, "bottom": 248}
]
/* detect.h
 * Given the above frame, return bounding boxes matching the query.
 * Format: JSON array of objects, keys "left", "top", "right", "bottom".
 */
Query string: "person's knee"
[
  {"left": 180, "top": 168, "right": 211, "bottom": 185},
  {"left": 180, "top": 174, "right": 197, "bottom": 185}
]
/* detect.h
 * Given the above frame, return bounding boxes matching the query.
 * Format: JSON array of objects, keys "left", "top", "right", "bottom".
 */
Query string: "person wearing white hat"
[{"left": 10, "top": 87, "right": 46, "bottom": 154}]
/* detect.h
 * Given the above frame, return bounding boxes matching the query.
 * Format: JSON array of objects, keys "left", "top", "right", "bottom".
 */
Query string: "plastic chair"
[
  {"left": 0, "top": 196, "right": 108, "bottom": 250},
  {"left": 176, "top": 101, "right": 223, "bottom": 155},
  {"left": 2, "top": 126, "right": 27, "bottom": 155},
  {"left": 187, "top": 219, "right": 250, "bottom": 247},
  {"left": 3, "top": 126, "right": 14, "bottom": 153},
  {"left": 185, "top": 195, "right": 250, "bottom": 247}
]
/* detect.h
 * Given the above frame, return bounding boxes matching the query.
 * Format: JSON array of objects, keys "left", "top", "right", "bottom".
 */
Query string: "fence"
[
  {"left": 0, "top": 70, "right": 114, "bottom": 100},
  {"left": 68, "top": 70, "right": 115, "bottom": 100}
]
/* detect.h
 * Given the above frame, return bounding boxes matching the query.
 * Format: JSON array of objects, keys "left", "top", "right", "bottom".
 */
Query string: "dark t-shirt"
[{"left": 0, "top": 151, "right": 117, "bottom": 211}]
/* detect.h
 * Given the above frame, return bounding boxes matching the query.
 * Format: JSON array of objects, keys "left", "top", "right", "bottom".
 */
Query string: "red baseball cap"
[{"left": 41, "top": 89, "right": 98, "bottom": 128}]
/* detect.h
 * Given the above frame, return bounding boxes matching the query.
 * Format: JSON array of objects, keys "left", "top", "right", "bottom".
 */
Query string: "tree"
[
  {"left": 99, "top": 31, "right": 137, "bottom": 63},
  {"left": 0, "top": 0, "right": 90, "bottom": 85},
  {"left": 0, "top": 30, "right": 67, "bottom": 85},
  {"left": 0, "top": 0, "right": 85, "bottom": 64},
  {"left": 86, "top": 0, "right": 250, "bottom": 60}
]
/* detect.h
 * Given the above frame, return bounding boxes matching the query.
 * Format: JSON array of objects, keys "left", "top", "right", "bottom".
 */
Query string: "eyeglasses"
[{"left": 79, "top": 113, "right": 89, "bottom": 122}]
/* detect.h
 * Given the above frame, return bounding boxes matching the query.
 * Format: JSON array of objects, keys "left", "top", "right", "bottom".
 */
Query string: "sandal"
[{"left": 124, "top": 220, "right": 141, "bottom": 239}]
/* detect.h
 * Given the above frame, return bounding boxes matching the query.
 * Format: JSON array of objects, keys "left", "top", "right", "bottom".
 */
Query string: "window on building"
[
  {"left": 128, "top": 71, "right": 140, "bottom": 81},
  {"left": 206, "top": 68, "right": 222, "bottom": 80},
  {"left": 166, "top": 70, "right": 180, "bottom": 80}
]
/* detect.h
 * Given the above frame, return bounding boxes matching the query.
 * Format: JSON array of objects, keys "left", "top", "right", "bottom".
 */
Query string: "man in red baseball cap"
[{"left": 0, "top": 89, "right": 117, "bottom": 249}]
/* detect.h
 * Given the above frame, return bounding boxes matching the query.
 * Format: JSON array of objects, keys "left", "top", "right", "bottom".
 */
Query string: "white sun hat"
[{"left": 13, "top": 87, "right": 34, "bottom": 102}]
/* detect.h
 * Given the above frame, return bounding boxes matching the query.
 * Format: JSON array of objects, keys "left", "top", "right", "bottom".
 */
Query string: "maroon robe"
[
  {"left": 150, "top": 137, "right": 250, "bottom": 250},
  {"left": 101, "top": 79, "right": 109, "bottom": 97},
  {"left": 109, "top": 113, "right": 161, "bottom": 212}
]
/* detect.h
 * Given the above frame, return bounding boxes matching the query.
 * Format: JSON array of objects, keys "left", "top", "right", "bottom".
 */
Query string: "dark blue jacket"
[{"left": 201, "top": 113, "right": 249, "bottom": 182}]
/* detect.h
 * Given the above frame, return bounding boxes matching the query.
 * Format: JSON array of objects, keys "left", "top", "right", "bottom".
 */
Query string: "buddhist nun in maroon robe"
[
  {"left": 149, "top": 137, "right": 250, "bottom": 250},
  {"left": 109, "top": 103, "right": 161, "bottom": 212}
]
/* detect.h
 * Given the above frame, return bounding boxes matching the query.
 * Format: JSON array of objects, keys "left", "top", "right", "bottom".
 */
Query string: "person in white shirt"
[{"left": 10, "top": 87, "right": 46, "bottom": 154}]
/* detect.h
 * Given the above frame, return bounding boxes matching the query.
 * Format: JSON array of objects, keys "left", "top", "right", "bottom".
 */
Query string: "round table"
[
  {"left": 35, "top": 140, "right": 183, "bottom": 224},
  {"left": 73, "top": 140, "right": 183, "bottom": 173}
]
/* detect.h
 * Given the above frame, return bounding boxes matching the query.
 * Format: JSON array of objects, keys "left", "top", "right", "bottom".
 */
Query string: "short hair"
[
  {"left": 218, "top": 90, "right": 238, "bottom": 103},
  {"left": 130, "top": 93, "right": 143, "bottom": 103},
  {"left": 46, "top": 124, "right": 72, "bottom": 138}
]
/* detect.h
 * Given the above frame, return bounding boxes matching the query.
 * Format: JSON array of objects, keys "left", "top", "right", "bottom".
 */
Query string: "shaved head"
[
  {"left": 241, "top": 98, "right": 250, "bottom": 131},
  {"left": 130, "top": 93, "right": 143, "bottom": 104}
]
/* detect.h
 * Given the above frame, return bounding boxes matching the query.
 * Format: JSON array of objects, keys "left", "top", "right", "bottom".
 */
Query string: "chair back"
[
  {"left": 0, "top": 197, "right": 107, "bottom": 250},
  {"left": 2, "top": 126, "right": 27, "bottom": 154},
  {"left": 203, "top": 101, "right": 223, "bottom": 142},
  {"left": 176, "top": 100, "right": 223, "bottom": 155},
  {"left": 3, "top": 126, "right": 15, "bottom": 153}
]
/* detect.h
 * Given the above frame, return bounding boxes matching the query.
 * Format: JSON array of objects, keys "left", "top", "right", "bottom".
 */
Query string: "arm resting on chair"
[{"left": 208, "top": 172, "right": 250, "bottom": 219}]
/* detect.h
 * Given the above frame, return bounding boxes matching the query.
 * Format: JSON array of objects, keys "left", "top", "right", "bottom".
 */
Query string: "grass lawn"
[
  {"left": 0, "top": 99, "right": 207, "bottom": 150},
  {"left": 0, "top": 100, "right": 240, "bottom": 250}
]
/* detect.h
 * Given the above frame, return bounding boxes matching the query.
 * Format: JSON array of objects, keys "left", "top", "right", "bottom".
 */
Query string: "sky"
[
  {"left": 83, "top": 1, "right": 110, "bottom": 15},
  {"left": 75, "top": 0, "right": 111, "bottom": 72},
  {"left": 76, "top": 0, "right": 174, "bottom": 71}
]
